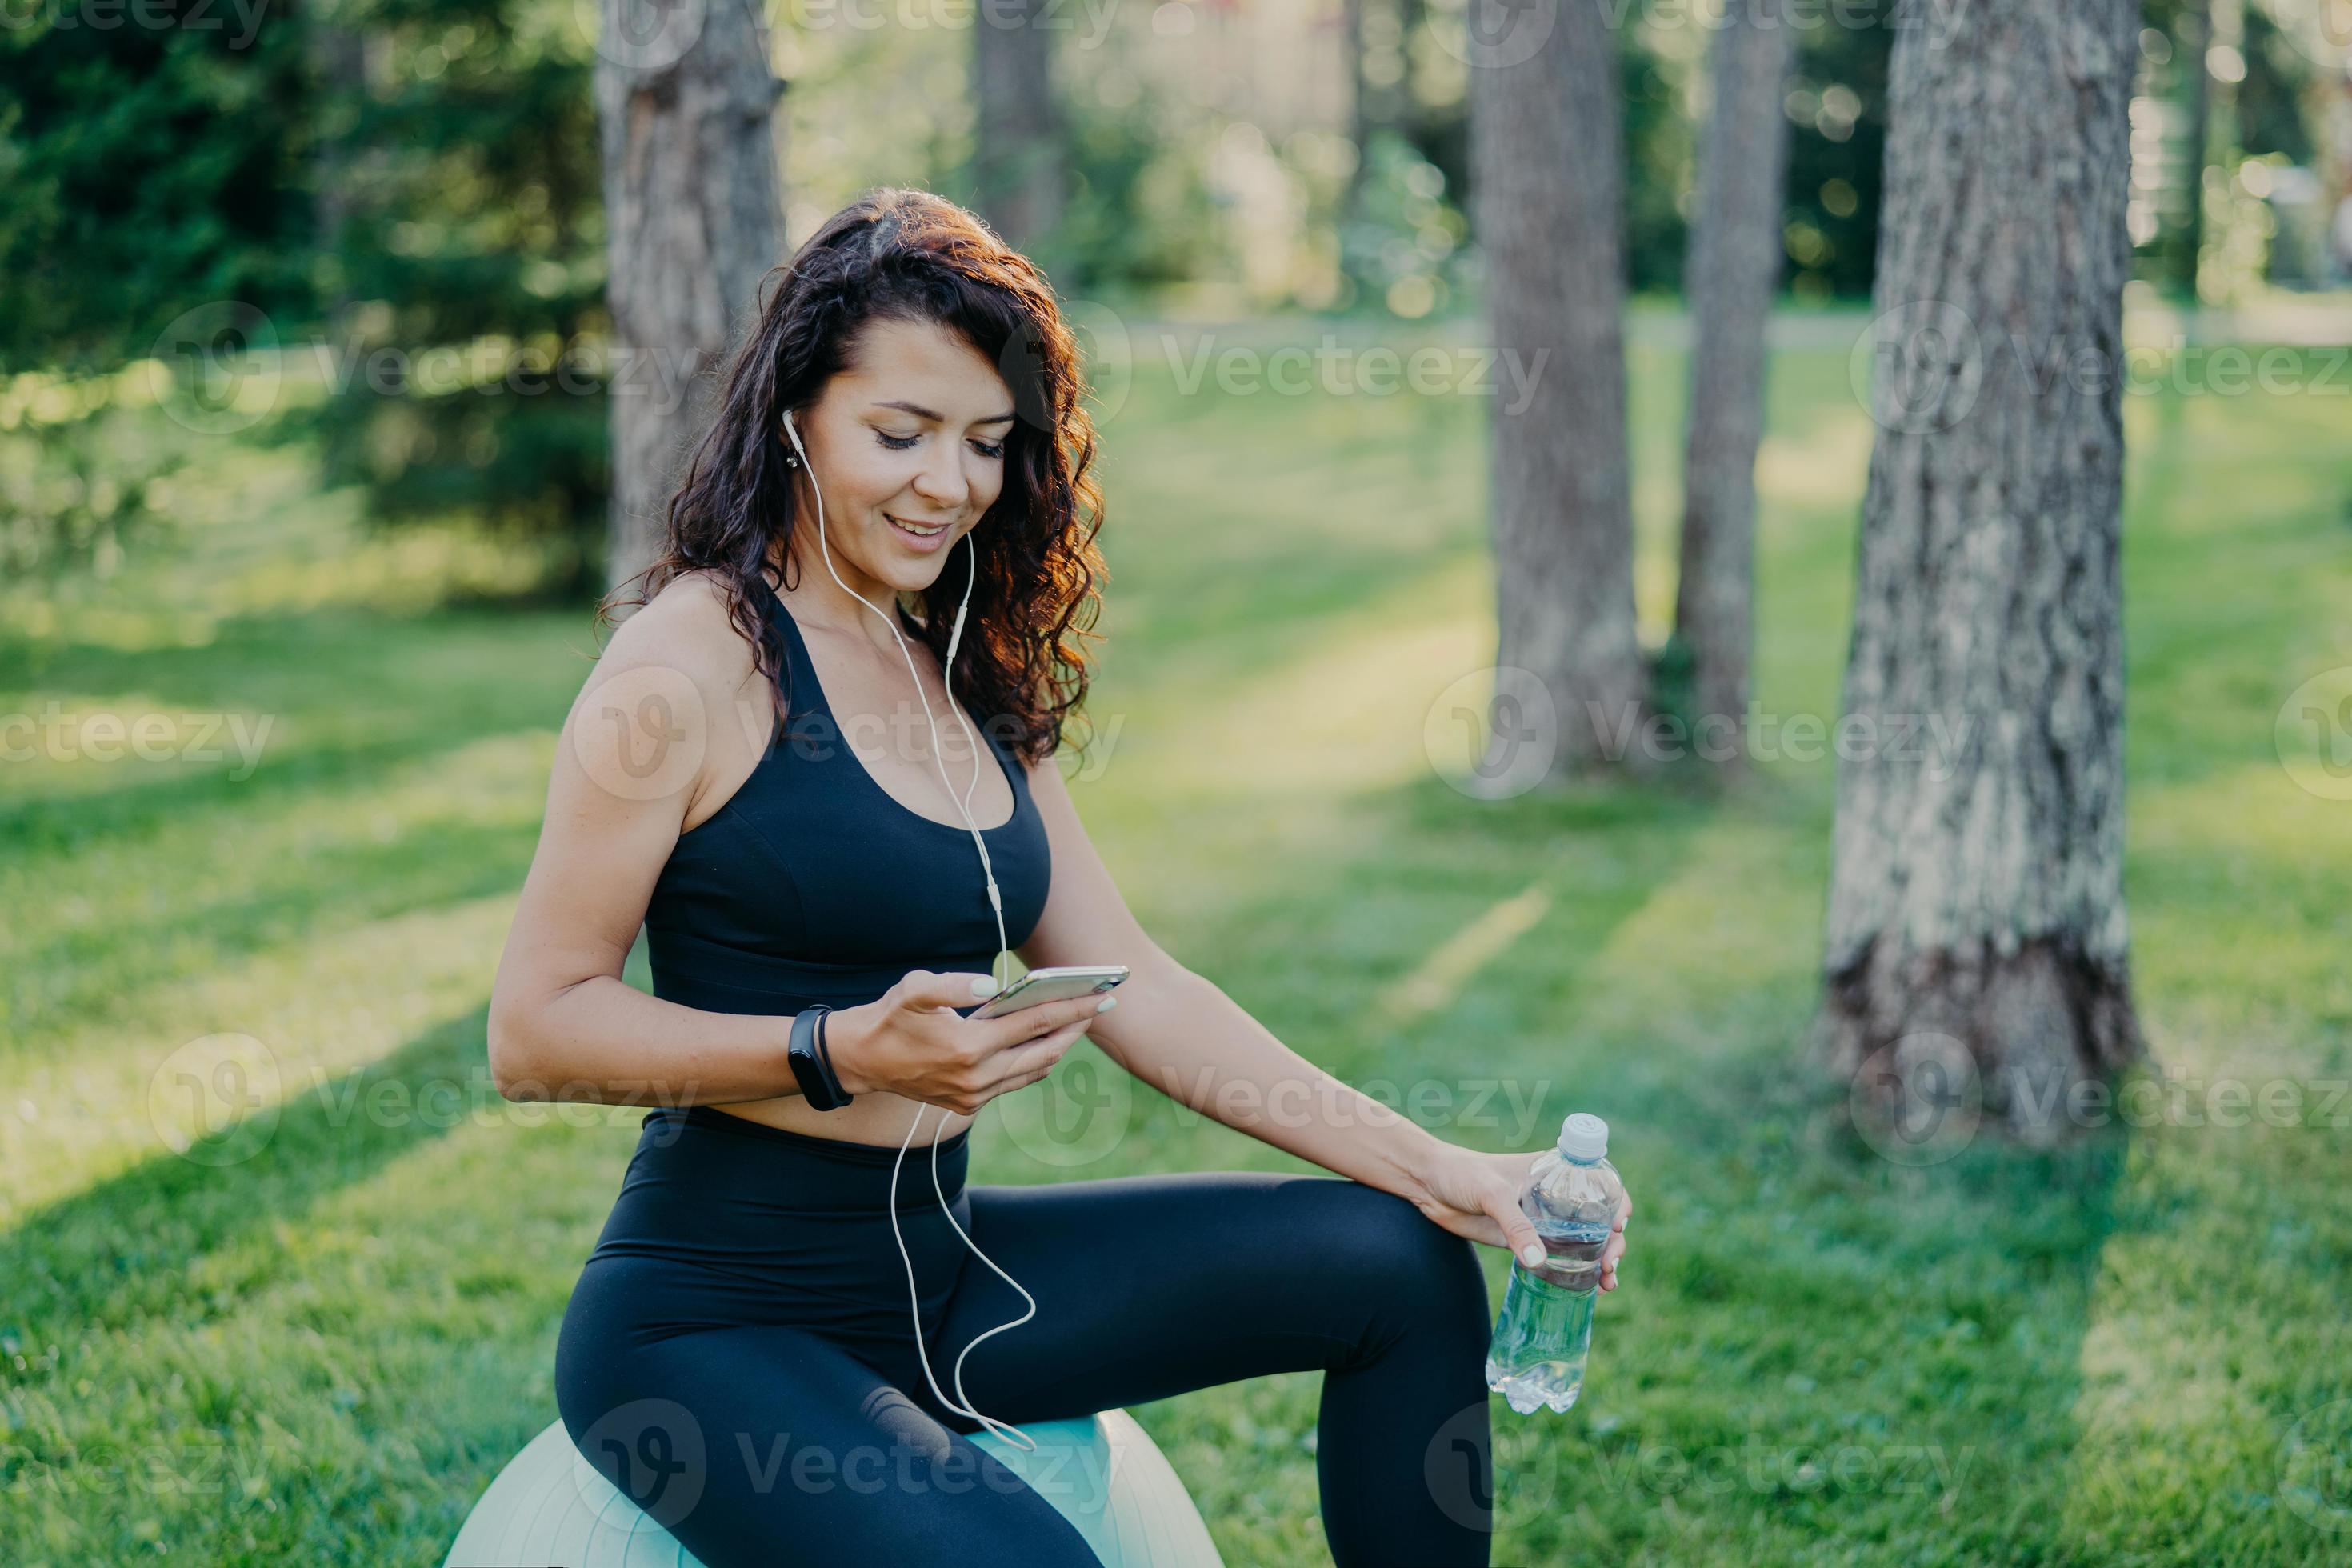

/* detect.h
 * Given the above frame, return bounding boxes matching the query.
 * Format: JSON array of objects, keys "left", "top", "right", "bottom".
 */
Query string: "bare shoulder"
[
  {"left": 578, "top": 570, "right": 773, "bottom": 756},
  {"left": 613, "top": 570, "right": 763, "bottom": 676},
  {"left": 1020, "top": 741, "right": 1074, "bottom": 804}
]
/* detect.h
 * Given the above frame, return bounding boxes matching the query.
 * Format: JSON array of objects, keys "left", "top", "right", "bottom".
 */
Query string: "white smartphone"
[{"left": 968, "top": 964, "right": 1130, "bottom": 1019}]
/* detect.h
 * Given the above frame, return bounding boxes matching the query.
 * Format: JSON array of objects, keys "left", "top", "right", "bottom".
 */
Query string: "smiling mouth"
[{"left": 886, "top": 515, "right": 952, "bottom": 538}]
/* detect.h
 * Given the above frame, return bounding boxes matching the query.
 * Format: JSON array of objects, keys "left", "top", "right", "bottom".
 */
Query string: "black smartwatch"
[{"left": 786, "top": 1005, "right": 853, "bottom": 1110}]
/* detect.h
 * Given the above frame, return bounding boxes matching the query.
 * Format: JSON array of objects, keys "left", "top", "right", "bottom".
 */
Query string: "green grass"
[{"left": 4, "top": 318, "right": 2351, "bottom": 1566}]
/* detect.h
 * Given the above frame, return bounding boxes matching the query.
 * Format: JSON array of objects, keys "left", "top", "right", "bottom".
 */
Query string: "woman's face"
[{"left": 782, "top": 316, "right": 1016, "bottom": 598}]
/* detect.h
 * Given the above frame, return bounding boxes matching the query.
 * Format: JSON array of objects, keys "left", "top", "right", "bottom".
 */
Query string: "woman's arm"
[
  {"left": 486, "top": 576, "right": 805, "bottom": 1108},
  {"left": 1018, "top": 754, "right": 1618, "bottom": 1278}
]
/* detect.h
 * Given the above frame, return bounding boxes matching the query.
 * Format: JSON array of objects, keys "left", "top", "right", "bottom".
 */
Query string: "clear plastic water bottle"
[{"left": 1485, "top": 1112, "right": 1623, "bottom": 1414}]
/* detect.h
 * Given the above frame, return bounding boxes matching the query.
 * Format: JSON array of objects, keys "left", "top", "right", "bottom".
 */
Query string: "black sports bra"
[{"left": 641, "top": 586, "right": 1053, "bottom": 1018}]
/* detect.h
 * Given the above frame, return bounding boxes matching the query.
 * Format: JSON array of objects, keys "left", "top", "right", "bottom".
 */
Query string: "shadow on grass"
[
  {"left": 4, "top": 814, "right": 538, "bottom": 1049},
  {"left": 0, "top": 602, "right": 590, "bottom": 1042},
  {"left": 0, "top": 602, "right": 590, "bottom": 850},
  {"left": 1543, "top": 1016, "right": 2134, "bottom": 1562},
  {"left": 0, "top": 1003, "right": 530, "bottom": 1339},
  {"left": 1070, "top": 766, "right": 1719, "bottom": 1178},
  {"left": 1141, "top": 744, "right": 2138, "bottom": 1560}
]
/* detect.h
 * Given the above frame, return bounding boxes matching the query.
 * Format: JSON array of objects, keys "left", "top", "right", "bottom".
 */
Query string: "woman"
[{"left": 487, "top": 189, "right": 1629, "bottom": 1567}]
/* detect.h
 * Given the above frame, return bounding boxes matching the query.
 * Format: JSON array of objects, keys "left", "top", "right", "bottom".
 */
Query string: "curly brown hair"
[{"left": 598, "top": 188, "right": 1108, "bottom": 766}]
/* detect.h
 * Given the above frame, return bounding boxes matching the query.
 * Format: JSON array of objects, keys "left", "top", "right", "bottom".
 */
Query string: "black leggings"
[{"left": 554, "top": 1106, "right": 1498, "bottom": 1566}]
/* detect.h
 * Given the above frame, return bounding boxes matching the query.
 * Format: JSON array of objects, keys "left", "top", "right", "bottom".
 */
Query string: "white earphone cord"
[{"left": 784, "top": 412, "right": 1041, "bottom": 1454}]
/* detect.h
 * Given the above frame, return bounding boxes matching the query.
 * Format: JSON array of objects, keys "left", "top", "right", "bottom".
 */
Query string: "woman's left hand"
[{"left": 1406, "top": 1146, "right": 1629, "bottom": 1291}]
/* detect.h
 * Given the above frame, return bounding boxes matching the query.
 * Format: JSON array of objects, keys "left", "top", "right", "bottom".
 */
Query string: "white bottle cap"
[{"left": 1558, "top": 1112, "right": 1608, "bottom": 1161}]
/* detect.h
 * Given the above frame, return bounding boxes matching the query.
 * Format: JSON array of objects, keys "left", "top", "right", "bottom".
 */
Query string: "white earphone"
[{"left": 780, "top": 407, "right": 1041, "bottom": 1453}]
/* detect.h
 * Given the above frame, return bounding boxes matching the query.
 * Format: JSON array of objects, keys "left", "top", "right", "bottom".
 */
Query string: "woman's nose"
[{"left": 910, "top": 448, "right": 973, "bottom": 510}]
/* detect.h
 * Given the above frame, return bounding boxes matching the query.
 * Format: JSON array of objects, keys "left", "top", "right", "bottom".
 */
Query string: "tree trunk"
[
  {"left": 596, "top": 0, "right": 785, "bottom": 603},
  {"left": 306, "top": 7, "right": 369, "bottom": 326},
  {"left": 1672, "top": 0, "right": 1796, "bottom": 757},
  {"left": 971, "top": 0, "right": 1066, "bottom": 253},
  {"left": 1343, "top": 0, "right": 1371, "bottom": 216},
  {"left": 1467, "top": 0, "right": 1642, "bottom": 782},
  {"left": 2174, "top": 0, "right": 2210, "bottom": 298},
  {"left": 1823, "top": 0, "right": 2146, "bottom": 1140},
  {"left": 2194, "top": 0, "right": 2244, "bottom": 305}
]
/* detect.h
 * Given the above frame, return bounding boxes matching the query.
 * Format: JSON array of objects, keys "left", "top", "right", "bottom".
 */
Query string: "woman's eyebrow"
[{"left": 869, "top": 399, "right": 1018, "bottom": 426}]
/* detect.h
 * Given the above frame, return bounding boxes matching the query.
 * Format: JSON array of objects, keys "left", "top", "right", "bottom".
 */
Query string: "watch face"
[
  {"left": 790, "top": 1010, "right": 836, "bottom": 1106},
  {"left": 788, "top": 1008, "right": 850, "bottom": 1110}
]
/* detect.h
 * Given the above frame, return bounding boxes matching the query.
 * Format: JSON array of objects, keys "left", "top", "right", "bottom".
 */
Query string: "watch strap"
[
  {"left": 787, "top": 1006, "right": 851, "bottom": 1111},
  {"left": 813, "top": 1008, "right": 850, "bottom": 1103}
]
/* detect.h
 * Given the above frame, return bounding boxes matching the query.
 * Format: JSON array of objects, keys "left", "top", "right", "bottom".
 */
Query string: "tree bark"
[
  {"left": 971, "top": 0, "right": 1066, "bottom": 253},
  {"left": 596, "top": 0, "right": 785, "bottom": 603},
  {"left": 306, "top": 7, "right": 370, "bottom": 326},
  {"left": 1467, "top": 0, "right": 1643, "bottom": 781},
  {"left": 1823, "top": 0, "right": 2146, "bottom": 1139},
  {"left": 2174, "top": 1, "right": 2210, "bottom": 298},
  {"left": 2194, "top": 0, "right": 2244, "bottom": 305},
  {"left": 1344, "top": 0, "right": 1371, "bottom": 216},
  {"left": 1672, "top": 0, "right": 1796, "bottom": 754}
]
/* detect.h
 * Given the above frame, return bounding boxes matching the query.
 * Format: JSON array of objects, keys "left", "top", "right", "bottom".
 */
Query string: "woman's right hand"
[{"left": 823, "top": 970, "right": 1113, "bottom": 1114}]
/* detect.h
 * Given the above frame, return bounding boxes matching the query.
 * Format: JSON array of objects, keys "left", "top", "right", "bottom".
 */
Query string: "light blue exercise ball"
[{"left": 443, "top": 1409, "right": 1224, "bottom": 1567}]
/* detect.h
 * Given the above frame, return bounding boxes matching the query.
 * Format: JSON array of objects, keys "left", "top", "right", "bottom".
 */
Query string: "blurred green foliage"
[
  {"left": 0, "top": 2, "right": 318, "bottom": 374},
  {"left": 0, "top": 0, "right": 2337, "bottom": 590},
  {"left": 1050, "top": 78, "right": 1228, "bottom": 301},
  {"left": 1333, "top": 129, "right": 1473, "bottom": 318},
  {"left": 291, "top": 0, "right": 610, "bottom": 600},
  {"left": 4, "top": 321, "right": 2348, "bottom": 1568},
  {"left": 0, "top": 377, "right": 184, "bottom": 583}
]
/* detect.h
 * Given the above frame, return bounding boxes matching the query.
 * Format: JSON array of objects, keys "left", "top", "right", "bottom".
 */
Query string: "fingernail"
[
  {"left": 1519, "top": 1244, "right": 1544, "bottom": 1268},
  {"left": 971, "top": 975, "right": 1002, "bottom": 998},
  {"left": 1095, "top": 995, "right": 1118, "bottom": 1013}
]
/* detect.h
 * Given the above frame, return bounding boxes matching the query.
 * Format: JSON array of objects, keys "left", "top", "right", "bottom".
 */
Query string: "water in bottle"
[{"left": 1484, "top": 1112, "right": 1623, "bottom": 1414}]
